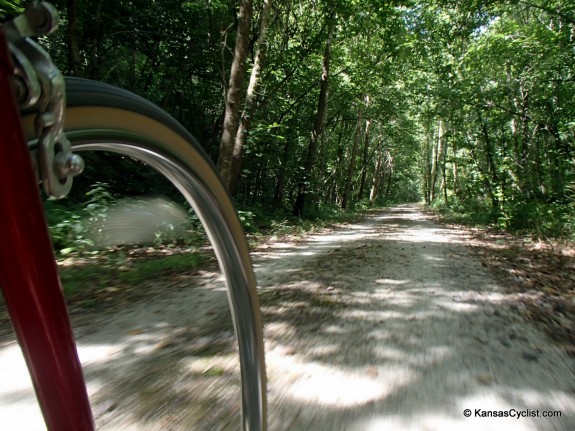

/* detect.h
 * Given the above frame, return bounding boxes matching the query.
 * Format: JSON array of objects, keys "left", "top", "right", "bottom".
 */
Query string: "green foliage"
[
  {"left": 430, "top": 197, "right": 498, "bottom": 226},
  {"left": 43, "top": 182, "right": 113, "bottom": 255},
  {"left": 45, "top": 183, "right": 203, "bottom": 255},
  {"left": 237, "top": 210, "right": 256, "bottom": 233},
  {"left": 43, "top": 200, "right": 86, "bottom": 254},
  {"left": 431, "top": 195, "right": 575, "bottom": 239},
  {"left": 500, "top": 200, "right": 575, "bottom": 238},
  {"left": 0, "top": 0, "right": 23, "bottom": 18},
  {"left": 34, "top": 0, "right": 574, "bottom": 252}
]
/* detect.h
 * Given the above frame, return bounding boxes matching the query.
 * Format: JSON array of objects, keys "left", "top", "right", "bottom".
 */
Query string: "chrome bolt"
[{"left": 54, "top": 152, "right": 85, "bottom": 178}]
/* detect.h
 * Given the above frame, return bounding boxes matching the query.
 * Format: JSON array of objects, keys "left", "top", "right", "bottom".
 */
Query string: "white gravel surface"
[{"left": 1, "top": 204, "right": 573, "bottom": 430}]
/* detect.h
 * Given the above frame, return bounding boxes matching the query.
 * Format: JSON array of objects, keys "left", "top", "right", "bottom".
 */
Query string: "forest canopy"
[{"left": 4, "top": 0, "right": 575, "bottom": 236}]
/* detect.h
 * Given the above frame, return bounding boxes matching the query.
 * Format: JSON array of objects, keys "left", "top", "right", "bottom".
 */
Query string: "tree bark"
[
  {"left": 357, "top": 118, "right": 372, "bottom": 200},
  {"left": 430, "top": 119, "right": 443, "bottom": 201},
  {"left": 273, "top": 137, "right": 293, "bottom": 207},
  {"left": 369, "top": 149, "right": 383, "bottom": 206},
  {"left": 87, "top": 0, "right": 104, "bottom": 77},
  {"left": 441, "top": 121, "right": 449, "bottom": 206},
  {"left": 478, "top": 111, "right": 500, "bottom": 209},
  {"left": 341, "top": 108, "right": 363, "bottom": 210},
  {"left": 292, "top": 17, "right": 334, "bottom": 216},
  {"left": 230, "top": 0, "right": 273, "bottom": 195},
  {"left": 67, "top": 0, "right": 81, "bottom": 75},
  {"left": 423, "top": 119, "right": 432, "bottom": 205},
  {"left": 217, "top": 0, "right": 253, "bottom": 192},
  {"left": 385, "top": 154, "right": 394, "bottom": 198}
]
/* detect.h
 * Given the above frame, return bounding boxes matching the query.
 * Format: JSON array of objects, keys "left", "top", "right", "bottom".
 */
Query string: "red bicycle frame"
[{"left": 0, "top": 29, "right": 94, "bottom": 430}]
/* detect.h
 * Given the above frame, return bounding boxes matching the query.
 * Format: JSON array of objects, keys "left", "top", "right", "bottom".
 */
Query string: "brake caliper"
[{"left": 5, "top": 2, "right": 84, "bottom": 199}]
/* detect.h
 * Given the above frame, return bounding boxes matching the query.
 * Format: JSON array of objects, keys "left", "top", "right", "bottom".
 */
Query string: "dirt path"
[{"left": 1, "top": 204, "right": 574, "bottom": 430}]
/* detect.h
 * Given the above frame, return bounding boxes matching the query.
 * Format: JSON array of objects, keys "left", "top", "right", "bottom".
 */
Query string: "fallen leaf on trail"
[
  {"left": 153, "top": 339, "right": 174, "bottom": 351},
  {"left": 127, "top": 329, "right": 144, "bottom": 335},
  {"left": 104, "top": 287, "right": 120, "bottom": 293},
  {"left": 275, "top": 345, "right": 296, "bottom": 356},
  {"left": 476, "top": 374, "right": 494, "bottom": 385},
  {"left": 365, "top": 366, "right": 379, "bottom": 378},
  {"left": 203, "top": 367, "right": 225, "bottom": 377}
]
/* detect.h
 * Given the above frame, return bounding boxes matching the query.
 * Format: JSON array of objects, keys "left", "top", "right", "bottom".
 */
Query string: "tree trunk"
[
  {"left": 229, "top": 0, "right": 273, "bottom": 195},
  {"left": 273, "top": 138, "right": 292, "bottom": 208},
  {"left": 67, "top": 0, "right": 81, "bottom": 75},
  {"left": 341, "top": 108, "right": 363, "bottom": 210},
  {"left": 430, "top": 119, "right": 443, "bottom": 202},
  {"left": 326, "top": 120, "right": 348, "bottom": 205},
  {"left": 87, "top": 0, "right": 104, "bottom": 77},
  {"left": 442, "top": 121, "right": 449, "bottom": 206},
  {"left": 292, "top": 18, "right": 334, "bottom": 216},
  {"left": 369, "top": 149, "right": 383, "bottom": 206},
  {"left": 357, "top": 119, "right": 372, "bottom": 201},
  {"left": 385, "top": 157, "right": 393, "bottom": 199},
  {"left": 217, "top": 0, "right": 253, "bottom": 192},
  {"left": 423, "top": 120, "right": 432, "bottom": 205},
  {"left": 478, "top": 111, "right": 500, "bottom": 209},
  {"left": 452, "top": 136, "right": 460, "bottom": 198}
]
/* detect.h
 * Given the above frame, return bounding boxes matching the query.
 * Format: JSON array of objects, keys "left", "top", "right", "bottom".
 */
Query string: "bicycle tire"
[{"left": 23, "top": 77, "right": 266, "bottom": 431}]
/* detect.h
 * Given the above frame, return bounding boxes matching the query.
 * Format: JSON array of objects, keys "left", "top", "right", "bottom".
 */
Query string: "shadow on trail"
[
  {"left": 0, "top": 268, "right": 242, "bottom": 431},
  {"left": 0, "top": 206, "right": 572, "bottom": 430},
  {"left": 259, "top": 205, "right": 574, "bottom": 430}
]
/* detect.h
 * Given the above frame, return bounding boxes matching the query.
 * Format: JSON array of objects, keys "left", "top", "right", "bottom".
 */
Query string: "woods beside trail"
[{"left": 2, "top": 0, "right": 572, "bottom": 241}]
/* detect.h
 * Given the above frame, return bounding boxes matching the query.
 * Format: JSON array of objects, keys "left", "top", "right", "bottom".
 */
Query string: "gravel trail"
[{"left": 1, "top": 204, "right": 573, "bottom": 430}]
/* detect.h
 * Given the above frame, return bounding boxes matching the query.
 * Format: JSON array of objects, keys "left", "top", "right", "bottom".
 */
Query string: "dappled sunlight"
[
  {"left": 393, "top": 227, "right": 469, "bottom": 244},
  {"left": 2, "top": 205, "right": 573, "bottom": 430},
  {"left": 435, "top": 298, "right": 481, "bottom": 312},
  {"left": 497, "top": 389, "right": 575, "bottom": 413},
  {"left": 375, "top": 278, "right": 410, "bottom": 285},
  {"left": 423, "top": 254, "right": 445, "bottom": 261},
  {"left": 0, "top": 344, "right": 46, "bottom": 430},
  {"left": 267, "top": 351, "right": 417, "bottom": 407},
  {"left": 0, "top": 344, "right": 35, "bottom": 393},
  {"left": 342, "top": 309, "right": 406, "bottom": 321},
  {"left": 77, "top": 343, "right": 123, "bottom": 364},
  {"left": 259, "top": 208, "right": 573, "bottom": 430},
  {"left": 374, "top": 345, "right": 452, "bottom": 367}
]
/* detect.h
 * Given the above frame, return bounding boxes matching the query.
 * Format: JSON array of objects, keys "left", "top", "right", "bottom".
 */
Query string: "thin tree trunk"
[
  {"left": 87, "top": 0, "right": 104, "bottom": 77},
  {"left": 370, "top": 149, "right": 383, "bottom": 206},
  {"left": 430, "top": 119, "right": 443, "bottom": 201},
  {"left": 478, "top": 111, "right": 500, "bottom": 209},
  {"left": 327, "top": 120, "right": 348, "bottom": 204},
  {"left": 452, "top": 136, "right": 460, "bottom": 198},
  {"left": 358, "top": 119, "right": 372, "bottom": 200},
  {"left": 273, "top": 138, "right": 292, "bottom": 207},
  {"left": 230, "top": 0, "right": 273, "bottom": 195},
  {"left": 217, "top": 0, "right": 253, "bottom": 191},
  {"left": 385, "top": 157, "right": 393, "bottom": 198},
  {"left": 442, "top": 122, "right": 449, "bottom": 206},
  {"left": 292, "top": 17, "right": 334, "bottom": 216},
  {"left": 341, "top": 108, "right": 363, "bottom": 210},
  {"left": 424, "top": 120, "right": 432, "bottom": 205},
  {"left": 67, "top": 0, "right": 81, "bottom": 75}
]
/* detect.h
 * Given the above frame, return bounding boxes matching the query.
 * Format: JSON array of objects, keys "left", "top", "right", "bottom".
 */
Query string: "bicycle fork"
[{"left": 0, "top": 9, "right": 95, "bottom": 431}]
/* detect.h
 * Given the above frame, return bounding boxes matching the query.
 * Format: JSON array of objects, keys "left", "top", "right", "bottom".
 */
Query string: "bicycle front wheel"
[{"left": 24, "top": 77, "right": 266, "bottom": 431}]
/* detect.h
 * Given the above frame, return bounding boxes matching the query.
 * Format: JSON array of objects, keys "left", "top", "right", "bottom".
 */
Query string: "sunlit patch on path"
[
  {"left": 0, "top": 205, "right": 573, "bottom": 430},
  {"left": 258, "top": 205, "right": 575, "bottom": 430}
]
